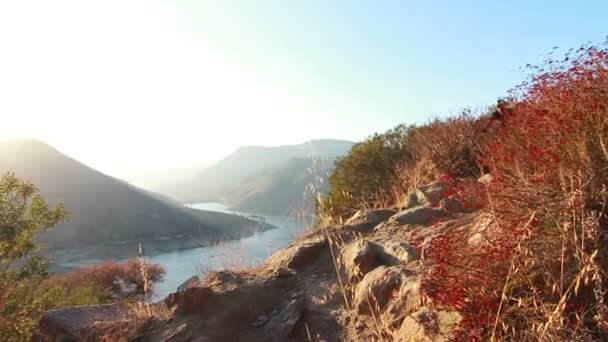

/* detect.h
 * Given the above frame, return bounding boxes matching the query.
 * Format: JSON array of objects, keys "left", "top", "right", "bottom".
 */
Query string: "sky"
[{"left": 0, "top": 0, "right": 606, "bottom": 181}]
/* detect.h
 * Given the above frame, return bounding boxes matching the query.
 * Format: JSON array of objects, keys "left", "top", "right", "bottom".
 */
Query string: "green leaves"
[
  {"left": 0, "top": 173, "right": 70, "bottom": 340},
  {"left": 323, "top": 124, "right": 415, "bottom": 218},
  {"left": 0, "top": 172, "right": 68, "bottom": 272},
  {"left": 14, "top": 256, "right": 53, "bottom": 281}
]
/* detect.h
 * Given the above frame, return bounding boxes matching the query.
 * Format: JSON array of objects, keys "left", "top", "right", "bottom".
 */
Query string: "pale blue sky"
[{"left": 0, "top": 1, "right": 606, "bottom": 181}]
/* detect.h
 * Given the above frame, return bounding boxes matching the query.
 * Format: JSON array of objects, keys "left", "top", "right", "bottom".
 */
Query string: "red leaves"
[
  {"left": 61, "top": 259, "right": 165, "bottom": 296},
  {"left": 421, "top": 41, "right": 608, "bottom": 339}
]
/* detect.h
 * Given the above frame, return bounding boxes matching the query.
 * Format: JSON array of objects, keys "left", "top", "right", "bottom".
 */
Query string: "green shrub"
[
  {"left": 0, "top": 173, "right": 70, "bottom": 340},
  {"left": 321, "top": 124, "right": 415, "bottom": 219},
  {"left": 322, "top": 111, "right": 488, "bottom": 220},
  {"left": 0, "top": 173, "right": 119, "bottom": 341},
  {"left": 0, "top": 276, "right": 113, "bottom": 341}
]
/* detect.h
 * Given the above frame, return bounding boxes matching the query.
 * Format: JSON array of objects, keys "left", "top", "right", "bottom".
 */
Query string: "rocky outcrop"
[
  {"left": 354, "top": 265, "right": 419, "bottom": 316},
  {"left": 176, "top": 275, "right": 200, "bottom": 292},
  {"left": 346, "top": 209, "right": 397, "bottom": 225},
  {"left": 159, "top": 270, "right": 320, "bottom": 341},
  {"left": 404, "top": 180, "right": 450, "bottom": 208},
  {"left": 341, "top": 239, "right": 383, "bottom": 279},
  {"left": 389, "top": 207, "right": 446, "bottom": 226},
  {"left": 36, "top": 180, "right": 483, "bottom": 341},
  {"left": 266, "top": 234, "right": 328, "bottom": 270},
  {"left": 341, "top": 239, "right": 418, "bottom": 280},
  {"left": 264, "top": 298, "right": 307, "bottom": 342}
]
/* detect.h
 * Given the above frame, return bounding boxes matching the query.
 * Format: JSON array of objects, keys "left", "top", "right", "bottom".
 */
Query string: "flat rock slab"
[
  {"left": 346, "top": 209, "right": 397, "bottom": 225},
  {"left": 34, "top": 303, "right": 131, "bottom": 341},
  {"left": 390, "top": 207, "right": 446, "bottom": 226},
  {"left": 264, "top": 298, "right": 307, "bottom": 342}
]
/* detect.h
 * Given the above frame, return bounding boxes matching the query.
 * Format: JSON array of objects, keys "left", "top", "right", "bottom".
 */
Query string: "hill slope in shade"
[
  {"left": 226, "top": 157, "right": 336, "bottom": 214},
  {"left": 158, "top": 139, "right": 353, "bottom": 204},
  {"left": 0, "top": 139, "right": 274, "bottom": 255}
]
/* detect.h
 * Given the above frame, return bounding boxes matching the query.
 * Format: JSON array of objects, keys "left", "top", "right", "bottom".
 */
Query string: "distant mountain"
[
  {"left": 226, "top": 157, "right": 335, "bottom": 214},
  {"left": 0, "top": 140, "right": 274, "bottom": 258},
  {"left": 159, "top": 139, "right": 354, "bottom": 206}
]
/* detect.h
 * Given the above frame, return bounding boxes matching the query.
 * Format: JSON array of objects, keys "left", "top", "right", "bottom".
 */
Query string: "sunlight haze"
[{"left": 1, "top": 0, "right": 606, "bottom": 181}]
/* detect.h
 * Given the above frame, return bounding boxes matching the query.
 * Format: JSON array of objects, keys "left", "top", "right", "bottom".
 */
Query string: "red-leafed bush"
[
  {"left": 62, "top": 259, "right": 165, "bottom": 298},
  {"left": 406, "top": 111, "right": 485, "bottom": 179},
  {"left": 424, "top": 41, "right": 608, "bottom": 340}
]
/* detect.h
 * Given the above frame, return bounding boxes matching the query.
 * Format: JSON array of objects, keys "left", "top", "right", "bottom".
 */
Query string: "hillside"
[
  {"left": 0, "top": 140, "right": 274, "bottom": 256},
  {"left": 34, "top": 180, "right": 476, "bottom": 341},
  {"left": 226, "top": 157, "right": 335, "bottom": 214},
  {"left": 158, "top": 139, "right": 353, "bottom": 204},
  {"left": 31, "top": 43, "right": 608, "bottom": 341}
]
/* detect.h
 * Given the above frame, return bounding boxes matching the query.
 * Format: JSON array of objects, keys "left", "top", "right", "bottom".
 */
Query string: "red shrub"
[
  {"left": 424, "top": 41, "right": 608, "bottom": 340},
  {"left": 64, "top": 259, "right": 165, "bottom": 297}
]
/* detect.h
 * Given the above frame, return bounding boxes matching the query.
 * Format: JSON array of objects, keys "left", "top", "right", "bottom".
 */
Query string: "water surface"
[{"left": 149, "top": 202, "right": 310, "bottom": 298}]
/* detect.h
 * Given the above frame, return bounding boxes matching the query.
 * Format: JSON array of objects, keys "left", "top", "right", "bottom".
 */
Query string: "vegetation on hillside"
[
  {"left": 3, "top": 38, "right": 607, "bottom": 342},
  {"left": 321, "top": 40, "right": 608, "bottom": 340},
  {"left": 322, "top": 124, "right": 415, "bottom": 219},
  {"left": 0, "top": 173, "right": 165, "bottom": 341},
  {"left": 226, "top": 157, "right": 335, "bottom": 215},
  {"left": 323, "top": 111, "right": 487, "bottom": 219},
  {"left": 159, "top": 139, "right": 354, "bottom": 204},
  {"left": 0, "top": 140, "right": 274, "bottom": 255}
]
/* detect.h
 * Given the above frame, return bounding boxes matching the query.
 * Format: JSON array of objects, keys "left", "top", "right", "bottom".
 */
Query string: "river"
[{"left": 148, "top": 202, "right": 311, "bottom": 299}]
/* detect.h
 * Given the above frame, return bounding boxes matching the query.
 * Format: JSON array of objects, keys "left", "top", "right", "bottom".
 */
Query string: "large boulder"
[
  {"left": 263, "top": 298, "right": 307, "bottom": 342},
  {"left": 405, "top": 181, "right": 450, "bottom": 208},
  {"left": 341, "top": 239, "right": 419, "bottom": 280},
  {"left": 162, "top": 271, "right": 320, "bottom": 341},
  {"left": 267, "top": 235, "right": 328, "bottom": 270},
  {"left": 395, "top": 307, "right": 462, "bottom": 342},
  {"left": 341, "top": 239, "right": 384, "bottom": 279},
  {"left": 354, "top": 265, "right": 417, "bottom": 316}
]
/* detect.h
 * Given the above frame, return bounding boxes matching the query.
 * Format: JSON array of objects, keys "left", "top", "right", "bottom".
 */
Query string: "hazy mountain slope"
[
  {"left": 226, "top": 157, "right": 335, "bottom": 214},
  {"left": 0, "top": 139, "right": 273, "bottom": 251},
  {"left": 160, "top": 139, "right": 353, "bottom": 203}
]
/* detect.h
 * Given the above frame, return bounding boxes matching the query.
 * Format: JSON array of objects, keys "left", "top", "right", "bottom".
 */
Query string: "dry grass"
[
  {"left": 407, "top": 111, "right": 484, "bottom": 179},
  {"left": 62, "top": 257, "right": 165, "bottom": 299},
  {"left": 414, "top": 43, "right": 608, "bottom": 340},
  {"left": 480, "top": 45, "right": 608, "bottom": 341},
  {"left": 390, "top": 156, "right": 438, "bottom": 208},
  {"left": 315, "top": 41, "right": 608, "bottom": 341}
]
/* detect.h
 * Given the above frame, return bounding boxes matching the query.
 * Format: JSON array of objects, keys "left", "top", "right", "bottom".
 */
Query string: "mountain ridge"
[
  {"left": 0, "top": 139, "right": 274, "bottom": 258},
  {"left": 156, "top": 139, "right": 354, "bottom": 205},
  {"left": 226, "top": 156, "right": 335, "bottom": 214}
]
